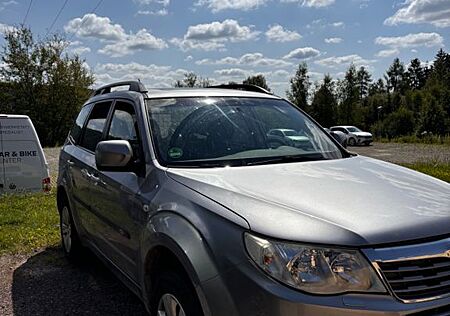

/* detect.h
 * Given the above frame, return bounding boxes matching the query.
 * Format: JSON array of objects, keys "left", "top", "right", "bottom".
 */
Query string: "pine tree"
[
  {"left": 310, "top": 74, "right": 337, "bottom": 127},
  {"left": 286, "top": 62, "right": 310, "bottom": 111}
]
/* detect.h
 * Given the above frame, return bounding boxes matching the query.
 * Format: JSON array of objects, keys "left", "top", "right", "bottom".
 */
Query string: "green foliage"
[
  {"left": 372, "top": 107, "right": 415, "bottom": 138},
  {"left": 174, "top": 72, "right": 211, "bottom": 88},
  {"left": 243, "top": 74, "right": 270, "bottom": 91},
  {"left": 286, "top": 62, "right": 310, "bottom": 111},
  {"left": 309, "top": 74, "right": 337, "bottom": 126},
  {"left": 0, "top": 192, "right": 59, "bottom": 255},
  {"left": 0, "top": 26, "right": 94, "bottom": 147},
  {"left": 401, "top": 163, "right": 450, "bottom": 183}
]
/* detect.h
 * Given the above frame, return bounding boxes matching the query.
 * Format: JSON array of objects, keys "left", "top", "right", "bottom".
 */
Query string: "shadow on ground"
[{"left": 11, "top": 247, "right": 147, "bottom": 315}]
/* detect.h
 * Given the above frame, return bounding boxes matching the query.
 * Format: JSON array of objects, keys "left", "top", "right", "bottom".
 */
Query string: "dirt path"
[
  {"left": 351, "top": 142, "right": 450, "bottom": 164},
  {"left": 0, "top": 247, "right": 147, "bottom": 316}
]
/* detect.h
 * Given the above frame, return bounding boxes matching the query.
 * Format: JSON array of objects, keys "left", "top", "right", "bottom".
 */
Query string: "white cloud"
[
  {"left": 94, "top": 62, "right": 189, "bottom": 88},
  {"left": 281, "top": 0, "right": 335, "bottom": 8},
  {"left": 184, "top": 55, "right": 193, "bottom": 61},
  {"left": 70, "top": 46, "right": 91, "bottom": 55},
  {"left": 283, "top": 47, "right": 321, "bottom": 59},
  {"left": 385, "top": 0, "right": 450, "bottom": 28},
  {"left": 98, "top": 29, "right": 167, "bottom": 57},
  {"left": 195, "top": 0, "right": 268, "bottom": 12},
  {"left": 331, "top": 21, "right": 344, "bottom": 27},
  {"left": 172, "top": 19, "right": 260, "bottom": 51},
  {"left": 265, "top": 24, "right": 301, "bottom": 42},
  {"left": 196, "top": 52, "right": 292, "bottom": 67},
  {"left": 64, "top": 14, "right": 125, "bottom": 41},
  {"left": 214, "top": 68, "right": 249, "bottom": 77},
  {"left": 324, "top": 37, "right": 342, "bottom": 44},
  {"left": 375, "top": 48, "right": 399, "bottom": 58},
  {"left": 375, "top": 32, "right": 444, "bottom": 49},
  {"left": 0, "top": 23, "right": 16, "bottom": 34},
  {"left": 137, "top": 9, "right": 168, "bottom": 15},
  {"left": 134, "top": 0, "right": 170, "bottom": 6},
  {"left": 315, "top": 54, "right": 375, "bottom": 68},
  {"left": 65, "top": 14, "right": 167, "bottom": 57}
]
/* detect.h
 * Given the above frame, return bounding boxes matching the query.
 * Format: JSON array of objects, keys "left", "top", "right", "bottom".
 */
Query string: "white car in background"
[
  {"left": 267, "top": 128, "right": 311, "bottom": 148},
  {"left": 0, "top": 114, "right": 50, "bottom": 194},
  {"left": 330, "top": 126, "right": 373, "bottom": 146}
]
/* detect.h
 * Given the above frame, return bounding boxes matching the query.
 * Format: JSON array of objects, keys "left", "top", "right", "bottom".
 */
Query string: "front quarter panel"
[{"left": 139, "top": 178, "right": 251, "bottom": 315}]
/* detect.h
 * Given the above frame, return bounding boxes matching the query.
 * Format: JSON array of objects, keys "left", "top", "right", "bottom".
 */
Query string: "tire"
[
  {"left": 348, "top": 138, "right": 356, "bottom": 146},
  {"left": 60, "top": 203, "right": 83, "bottom": 260},
  {"left": 151, "top": 270, "right": 203, "bottom": 316}
]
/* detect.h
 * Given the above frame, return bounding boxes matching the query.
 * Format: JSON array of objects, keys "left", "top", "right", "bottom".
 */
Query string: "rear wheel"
[
  {"left": 152, "top": 270, "right": 203, "bottom": 316},
  {"left": 348, "top": 138, "right": 356, "bottom": 146},
  {"left": 60, "top": 204, "right": 83, "bottom": 259}
]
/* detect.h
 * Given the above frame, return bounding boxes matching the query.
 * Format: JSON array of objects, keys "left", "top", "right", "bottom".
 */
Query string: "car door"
[
  {"left": 65, "top": 101, "right": 113, "bottom": 242},
  {"left": 89, "top": 99, "right": 147, "bottom": 281}
]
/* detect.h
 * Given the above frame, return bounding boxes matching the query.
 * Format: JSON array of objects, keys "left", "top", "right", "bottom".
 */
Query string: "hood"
[
  {"left": 167, "top": 156, "right": 450, "bottom": 246},
  {"left": 353, "top": 131, "right": 372, "bottom": 137}
]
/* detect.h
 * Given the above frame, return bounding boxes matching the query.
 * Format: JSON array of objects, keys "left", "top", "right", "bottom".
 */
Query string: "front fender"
[{"left": 140, "top": 212, "right": 240, "bottom": 316}]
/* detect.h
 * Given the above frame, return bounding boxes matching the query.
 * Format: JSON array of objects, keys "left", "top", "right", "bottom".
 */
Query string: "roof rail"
[
  {"left": 92, "top": 81, "right": 148, "bottom": 97},
  {"left": 207, "top": 84, "right": 272, "bottom": 95}
]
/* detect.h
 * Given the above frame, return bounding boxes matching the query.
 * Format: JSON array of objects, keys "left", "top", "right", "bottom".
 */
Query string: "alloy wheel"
[
  {"left": 157, "top": 294, "right": 186, "bottom": 316},
  {"left": 61, "top": 206, "right": 72, "bottom": 252}
]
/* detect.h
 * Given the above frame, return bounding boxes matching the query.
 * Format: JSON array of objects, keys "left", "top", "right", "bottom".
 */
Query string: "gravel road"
[{"left": 1, "top": 142, "right": 449, "bottom": 315}]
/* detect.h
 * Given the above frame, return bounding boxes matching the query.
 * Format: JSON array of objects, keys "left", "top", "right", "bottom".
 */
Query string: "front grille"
[{"left": 378, "top": 256, "right": 450, "bottom": 302}]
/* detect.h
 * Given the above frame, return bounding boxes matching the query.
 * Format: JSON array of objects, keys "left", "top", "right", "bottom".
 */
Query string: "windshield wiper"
[{"left": 245, "top": 154, "right": 326, "bottom": 166}]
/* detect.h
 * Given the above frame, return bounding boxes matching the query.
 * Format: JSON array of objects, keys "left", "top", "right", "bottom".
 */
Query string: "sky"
[{"left": 0, "top": 0, "right": 448, "bottom": 96}]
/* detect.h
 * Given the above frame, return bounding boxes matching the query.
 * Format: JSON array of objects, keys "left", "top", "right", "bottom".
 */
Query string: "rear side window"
[
  {"left": 70, "top": 104, "right": 93, "bottom": 143},
  {"left": 79, "top": 101, "right": 112, "bottom": 152}
]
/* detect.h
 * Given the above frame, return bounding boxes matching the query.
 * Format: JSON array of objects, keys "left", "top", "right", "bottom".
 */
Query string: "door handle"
[
  {"left": 81, "top": 168, "right": 91, "bottom": 179},
  {"left": 67, "top": 159, "right": 75, "bottom": 166}
]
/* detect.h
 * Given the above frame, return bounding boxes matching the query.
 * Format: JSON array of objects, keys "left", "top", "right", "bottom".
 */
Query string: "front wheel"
[{"left": 152, "top": 270, "right": 203, "bottom": 316}]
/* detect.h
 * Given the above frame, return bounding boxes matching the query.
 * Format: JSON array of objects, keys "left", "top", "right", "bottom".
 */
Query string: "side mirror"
[{"left": 95, "top": 140, "right": 133, "bottom": 171}]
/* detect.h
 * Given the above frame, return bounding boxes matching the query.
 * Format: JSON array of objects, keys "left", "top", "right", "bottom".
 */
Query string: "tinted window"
[
  {"left": 70, "top": 104, "right": 93, "bottom": 144},
  {"left": 147, "top": 97, "right": 344, "bottom": 167},
  {"left": 79, "top": 101, "right": 112, "bottom": 152}
]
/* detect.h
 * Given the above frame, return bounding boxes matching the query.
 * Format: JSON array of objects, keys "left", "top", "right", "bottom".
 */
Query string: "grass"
[
  {"left": 0, "top": 191, "right": 59, "bottom": 255},
  {"left": 376, "top": 134, "right": 450, "bottom": 145},
  {"left": 402, "top": 163, "right": 450, "bottom": 183}
]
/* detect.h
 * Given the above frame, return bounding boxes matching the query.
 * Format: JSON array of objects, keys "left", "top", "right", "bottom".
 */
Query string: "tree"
[
  {"left": 407, "top": 58, "right": 426, "bottom": 90},
  {"left": 356, "top": 66, "right": 372, "bottom": 100},
  {"left": 0, "top": 26, "right": 94, "bottom": 146},
  {"left": 286, "top": 62, "right": 310, "bottom": 111},
  {"left": 338, "top": 64, "right": 360, "bottom": 125},
  {"left": 385, "top": 58, "right": 407, "bottom": 93},
  {"left": 174, "top": 72, "right": 210, "bottom": 88},
  {"left": 310, "top": 75, "right": 337, "bottom": 127},
  {"left": 243, "top": 74, "right": 270, "bottom": 91}
]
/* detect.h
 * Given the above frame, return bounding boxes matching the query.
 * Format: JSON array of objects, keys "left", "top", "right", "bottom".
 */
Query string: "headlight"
[{"left": 245, "top": 233, "right": 386, "bottom": 295}]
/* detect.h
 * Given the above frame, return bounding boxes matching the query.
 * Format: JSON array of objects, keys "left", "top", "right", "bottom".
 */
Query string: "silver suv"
[{"left": 57, "top": 81, "right": 450, "bottom": 316}]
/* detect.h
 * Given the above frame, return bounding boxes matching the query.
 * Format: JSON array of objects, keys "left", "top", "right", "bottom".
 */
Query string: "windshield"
[
  {"left": 347, "top": 127, "right": 361, "bottom": 132},
  {"left": 146, "top": 97, "right": 345, "bottom": 167}
]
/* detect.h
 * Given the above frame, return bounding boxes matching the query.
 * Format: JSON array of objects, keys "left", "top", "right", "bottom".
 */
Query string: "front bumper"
[{"left": 201, "top": 259, "right": 450, "bottom": 316}]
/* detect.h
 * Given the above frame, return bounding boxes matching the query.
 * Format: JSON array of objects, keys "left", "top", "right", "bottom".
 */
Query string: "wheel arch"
[{"left": 141, "top": 212, "right": 219, "bottom": 316}]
